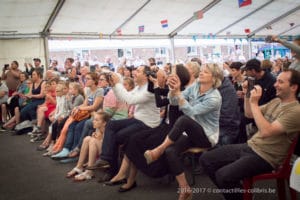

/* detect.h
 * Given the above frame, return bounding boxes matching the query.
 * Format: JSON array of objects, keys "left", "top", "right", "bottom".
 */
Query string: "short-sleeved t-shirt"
[
  {"left": 248, "top": 98, "right": 300, "bottom": 168},
  {"left": 85, "top": 87, "right": 104, "bottom": 110}
]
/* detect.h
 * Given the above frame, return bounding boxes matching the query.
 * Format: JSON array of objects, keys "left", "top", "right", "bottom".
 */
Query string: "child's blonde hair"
[{"left": 69, "top": 82, "right": 84, "bottom": 96}]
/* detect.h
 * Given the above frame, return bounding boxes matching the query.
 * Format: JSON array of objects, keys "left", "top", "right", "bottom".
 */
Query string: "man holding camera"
[
  {"left": 25, "top": 58, "right": 44, "bottom": 77},
  {"left": 200, "top": 69, "right": 300, "bottom": 200},
  {"left": 242, "top": 59, "right": 276, "bottom": 106},
  {"left": 89, "top": 65, "right": 160, "bottom": 181}
]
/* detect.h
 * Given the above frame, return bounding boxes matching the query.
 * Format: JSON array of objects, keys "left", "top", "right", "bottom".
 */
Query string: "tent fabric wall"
[{"left": 0, "top": 38, "right": 46, "bottom": 71}]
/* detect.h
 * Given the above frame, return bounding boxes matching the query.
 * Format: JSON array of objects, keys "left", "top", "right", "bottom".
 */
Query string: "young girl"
[
  {"left": 46, "top": 82, "right": 84, "bottom": 155},
  {"left": 66, "top": 111, "right": 111, "bottom": 181},
  {"left": 30, "top": 78, "right": 58, "bottom": 142},
  {"left": 37, "top": 81, "right": 69, "bottom": 151}
]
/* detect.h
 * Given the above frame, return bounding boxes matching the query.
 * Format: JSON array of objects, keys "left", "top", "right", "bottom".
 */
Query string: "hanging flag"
[
  {"left": 138, "top": 25, "right": 144, "bottom": 33},
  {"left": 99, "top": 33, "right": 103, "bottom": 39},
  {"left": 117, "top": 29, "right": 122, "bottom": 36},
  {"left": 161, "top": 19, "right": 168, "bottom": 28},
  {"left": 238, "top": 0, "right": 252, "bottom": 8},
  {"left": 244, "top": 28, "right": 251, "bottom": 34},
  {"left": 193, "top": 10, "right": 204, "bottom": 20}
]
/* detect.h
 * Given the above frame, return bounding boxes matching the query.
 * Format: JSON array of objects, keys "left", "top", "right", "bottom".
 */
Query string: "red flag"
[
  {"left": 194, "top": 10, "right": 203, "bottom": 20},
  {"left": 238, "top": 0, "right": 252, "bottom": 8},
  {"left": 244, "top": 28, "right": 251, "bottom": 34},
  {"left": 117, "top": 29, "right": 122, "bottom": 36}
]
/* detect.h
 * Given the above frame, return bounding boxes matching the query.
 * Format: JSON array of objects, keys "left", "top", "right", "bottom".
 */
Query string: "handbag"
[{"left": 72, "top": 109, "right": 90, "bottom": 121}]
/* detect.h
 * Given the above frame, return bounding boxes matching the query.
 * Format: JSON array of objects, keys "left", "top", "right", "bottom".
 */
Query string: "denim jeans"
[
  {"left": 64, "top": 119, "right": 88, "bottom": 151},
  {"left": 77, "top": 119, "right": 94, "bottom": 149},
  {"left": 100, "top": 118, "right": 150, "bottom": 175},
  {"left": 200, "top": 143, "right": 273, "bottom": 200},
  {"left": 20, "top": 99, "right": 44, "bottom": 121}
]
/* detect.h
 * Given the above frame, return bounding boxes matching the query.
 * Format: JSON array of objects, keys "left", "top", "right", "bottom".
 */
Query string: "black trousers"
[
  {"left": 200, "top": 143, "right": 273, "bottom": 200},
  {"left": 51, "top": 117, "right": 68, "bottom": 141},
  {"left": 165, "top": 115, "right": 211, "bottom": 176}
]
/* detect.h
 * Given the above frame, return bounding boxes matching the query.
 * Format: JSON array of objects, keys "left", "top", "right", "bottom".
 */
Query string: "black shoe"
[
  {"left": 118, "top": 182, "right": 137, "bottom": 193},
  {"left": 104, "top": 178, "right": 127, "bottom": 186},
  {"left": 86, "top": 159, "right": 110, "bottom": 170}
]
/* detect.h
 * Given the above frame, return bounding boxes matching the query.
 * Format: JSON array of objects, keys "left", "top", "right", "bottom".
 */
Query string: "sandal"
[
  {"left": 37, "top": 144, "right": 49, "bottom": 151},
  {"left": 74, "top": 171, "right": 94, "bottom": 181},
  {"left": 66, "top": 167, "right": 83, "bottom": 178},
  {"left": 83, "top": 162, "right": 88, "bottom": 168},
  {"left": 68, "top": 148, "right": 80, "bottom": 158}
]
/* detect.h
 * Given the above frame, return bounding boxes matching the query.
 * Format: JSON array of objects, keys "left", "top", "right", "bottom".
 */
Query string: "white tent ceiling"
[{"left": 0, "top": 0, "right": 299, "bottom": 39}]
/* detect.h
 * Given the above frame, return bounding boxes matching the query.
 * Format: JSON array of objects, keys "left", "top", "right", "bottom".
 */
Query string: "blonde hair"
[
  {"left": 186, "top": 61, "right": 200, "bottom": 78},
  {"left": 204, "top": 63, "right": 223, "bottom": 89},
  {"left": 69, "top": 82, "right": 84, "bottom": 96},
  {"left": 123, "top": 77, "right": 135, "bottom": 90}
]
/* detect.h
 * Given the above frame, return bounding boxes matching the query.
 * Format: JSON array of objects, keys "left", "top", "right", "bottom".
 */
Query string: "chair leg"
[
  {"left": 190, "top": 154, "right": 196, "bottom": 186},
  {"left": 289, "top": 187, "right": 297, "bottom": 200},
  {"left": 277, "top": 179, "right": 286, "bottom": 200},
  {"left": 243, "top": 179, "right": 253, "bottom": 200}
]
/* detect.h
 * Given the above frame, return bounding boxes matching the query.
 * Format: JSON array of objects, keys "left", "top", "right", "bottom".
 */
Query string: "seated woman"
[
  {"left": 66, "top": 111, "right": 111, "bottom": 181},
  {"left": 1, "top": 72, "right": 29, "bottom": 125},
  {"left": 143, "top": 63, "right": 223, "bottom": 200},
  {"left": 105, "top": 64, "right": 190, "bottom": 191},
  {"left": 3, "top": 69, "right": 45, "bottom": 129}
]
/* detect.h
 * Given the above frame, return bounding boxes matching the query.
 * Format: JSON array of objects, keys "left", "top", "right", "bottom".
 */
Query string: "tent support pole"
[
  {"left": 43, "top": 36, "right": 50, "bottom": 70},
  {"left": 170, "top": 37, "right": 175, "bottom": 64},
  {"left": 248, "top": 38, "right": 252, "bottom": 60}
]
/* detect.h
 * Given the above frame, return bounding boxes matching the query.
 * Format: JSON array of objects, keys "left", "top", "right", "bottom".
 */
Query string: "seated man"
[
  {"left": 89, "top": 65, "right": 161, "bottom": 181},
  {"left": 200, "top": 69, "right": 300, "bottom": 200}
]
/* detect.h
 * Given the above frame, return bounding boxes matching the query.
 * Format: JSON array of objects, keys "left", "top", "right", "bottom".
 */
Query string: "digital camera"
[{"left": 246, "top": 77, "right": 255, "bottom": 98}]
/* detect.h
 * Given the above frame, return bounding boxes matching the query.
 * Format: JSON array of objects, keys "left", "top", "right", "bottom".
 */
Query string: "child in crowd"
[
  {"left": 45, "top": 82, "right": 84, "bottom": 155},
  {"left": 30, "top": 78, "right": 58, "bottom": 141},
  {"left": 66, "top": 111, "right": 111, "bottom": 181},
  {"left": 37, "top": 81, "right": 69, "bottom": 151}
]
